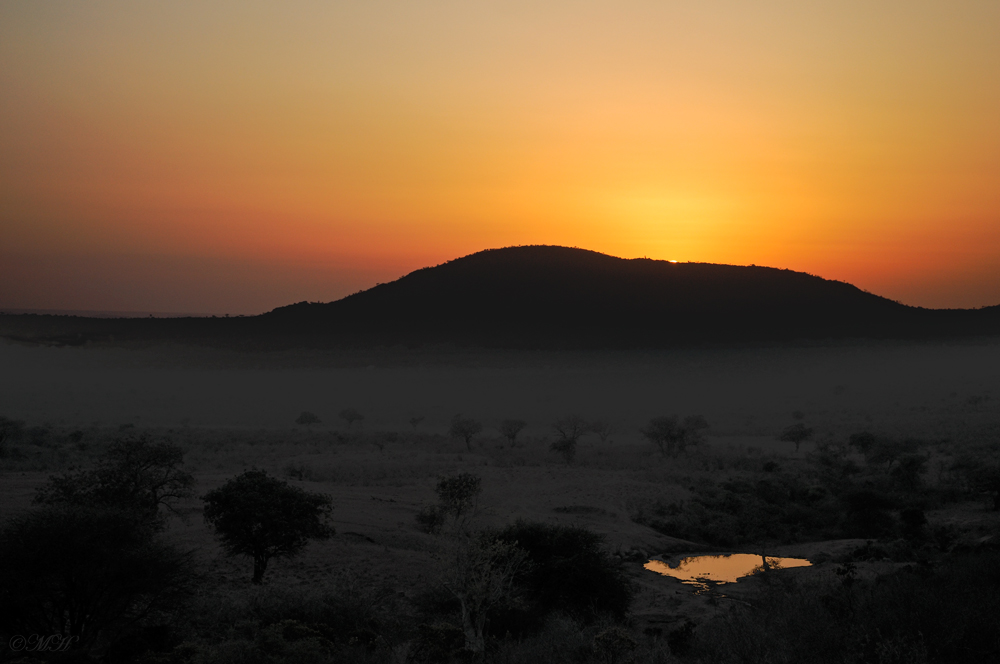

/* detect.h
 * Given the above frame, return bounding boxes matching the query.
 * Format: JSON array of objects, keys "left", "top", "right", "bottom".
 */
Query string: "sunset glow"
[{"left": 2, "top": 1, "right": 999, "bottom": 313}]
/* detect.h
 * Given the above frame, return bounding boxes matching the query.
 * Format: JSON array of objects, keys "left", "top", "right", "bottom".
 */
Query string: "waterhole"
[{"left": 645, "top": 553, "right": 811, "bottom": 592}]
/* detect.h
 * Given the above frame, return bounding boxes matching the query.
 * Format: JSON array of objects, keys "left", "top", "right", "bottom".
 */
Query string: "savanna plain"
[{"left": 2, "top": 338, "right": 1000, "bottom": 663}]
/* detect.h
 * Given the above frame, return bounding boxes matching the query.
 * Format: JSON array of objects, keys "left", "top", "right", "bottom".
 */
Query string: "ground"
[{"left": 1, "top": 337, "right": 999, "bottom": 640}]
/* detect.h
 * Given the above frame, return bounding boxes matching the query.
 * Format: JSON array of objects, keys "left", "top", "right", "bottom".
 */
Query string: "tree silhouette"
[
  {"left": 779, "top": 423, "right": 813, "bottom": 453},
  {"left": 339, "top": 408, "right": 365, "bottom": 430},
  {"left": 498, "top": 419, "right": 527, "bottom": 446},
  {"left": 435, "top": 473, "right": 483, "bottom": 522},
  {"left": 409, "top": 415, "right": 425, "bottom": 430},
  {"left": 295, "top": 411, "right": 321, "bottom": 428},
  {"left": 589, "top": 421, "right": 614, "bottom": 443},
  {"left": 202, "top": 470, "right": 334, "bottom": 583},
  {"left": 450, "top": 415, "right": 483, "bottom": 451},
  {"left": 641, "top": 416, "right": 682, "bottom": 456},
  {"left": 33, "top": 435, "right": 194, "bottom": 522},
  {"left": 445, "top": 534, "right": 527, "bottom": 654}
]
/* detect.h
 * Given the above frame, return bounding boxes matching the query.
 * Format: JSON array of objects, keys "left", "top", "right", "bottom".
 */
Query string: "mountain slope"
[
  {"left": 263, "top": 246, "right": 996, "bottom": 346},
  {"left": 3, "top": 246, "right": 999, "bottom": 348}
]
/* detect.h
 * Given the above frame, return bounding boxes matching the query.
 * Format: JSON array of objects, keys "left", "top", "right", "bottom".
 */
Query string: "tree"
[
  {"left": 295, "top": 411, "right": 321, "bottom": 427},
  {"left": 34, "top": 435, "right": 194, "bottom": 521},
  {"left": 779, "top": 423, "right": 813, "bottom": 453},
  {"left": 435, "top": 473, "right": 483, "bottom": 522},
  {"left": 590, "top": 421, "right": 614, "bottom": 443},
  {"left": 641, "top": 416, "right": 682, "bottom": 456},
  {"left": 203, "top": 470, "right": 334, "bottom": 583},
  {"left": 409, "top": 415, "right": 425, "bottom": 430},
  {"left": 450, "top": 415, "right": 483, "bottom": 451},
  {"left": 0, "top": 505, "right": 190, "bottom": 656},
  {"left": 339, "top": 408, "right": 364, "bottom": 429},
  {"left": 445, "top": 534, "right": 528, "bottom": 654},
  {"left": 498, "top": 419, "right": 527, "bottom": 446},
  {"left": 553, "top": 415, "right": 588, "bottom": 445}
]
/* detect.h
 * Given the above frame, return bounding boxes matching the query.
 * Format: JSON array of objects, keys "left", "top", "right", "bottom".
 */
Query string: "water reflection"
[{"left": 645, "top": 553, "right": 811, "bottom": 592}]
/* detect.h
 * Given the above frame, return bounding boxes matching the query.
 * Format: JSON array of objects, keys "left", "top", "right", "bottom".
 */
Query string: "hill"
[{"left": 3, "top": 246, "right": 999, "bottom": 348}]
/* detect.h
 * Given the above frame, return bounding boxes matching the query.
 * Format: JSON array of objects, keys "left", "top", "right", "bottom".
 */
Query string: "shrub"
[
  {"left": 435, "top": 473, "right": 482, "bottom": 521},
  {"left": 494, "top": 520, "right": 633, "bottom": 627},
  {"left": 415, "top": 505, "right": 447, "bottom": 534},
  {"left": 0, "top": 505, "right": 191, "bottom": 657}
]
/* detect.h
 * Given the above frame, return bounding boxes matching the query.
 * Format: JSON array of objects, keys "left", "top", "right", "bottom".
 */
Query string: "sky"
[{"left": 2, "top": 1, "right": 999, "bottom": 314}]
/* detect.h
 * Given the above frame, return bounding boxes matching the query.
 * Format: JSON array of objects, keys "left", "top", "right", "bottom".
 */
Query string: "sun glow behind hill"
[{"left": 1, "top": 2, "right": 999, "bottom": 314}]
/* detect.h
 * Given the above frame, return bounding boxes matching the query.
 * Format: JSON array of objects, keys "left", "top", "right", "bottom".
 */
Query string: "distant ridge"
[{"left": 2, "top": 246, "right": 999, "bottom": 348}]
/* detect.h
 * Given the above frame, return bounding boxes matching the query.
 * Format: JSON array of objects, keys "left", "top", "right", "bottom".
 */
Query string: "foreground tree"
[
  {"left": 203, "top": 470, "right": 334, "bottom": 583},
  {"left": 495, "top": 520, "right": 633, "bottom": 624},
  {"left": 34, "top": 435, "right": 194, "bottom": 521},
  {"left": 498, "top": 419, "right": 527, "bottom": 447},
  {"left": 450, "top": 415, "right": 483, "bottom": 451},
  {"left": 0, "top": 505, "right": 190, "bottom": 656},
  {"left": 445, "top": 534, "right": 528, "bottom": 654}
]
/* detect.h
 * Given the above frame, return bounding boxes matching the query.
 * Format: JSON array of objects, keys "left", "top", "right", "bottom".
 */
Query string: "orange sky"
[{"left": 2, "top": 1, "right": 999, "bottom": 314}]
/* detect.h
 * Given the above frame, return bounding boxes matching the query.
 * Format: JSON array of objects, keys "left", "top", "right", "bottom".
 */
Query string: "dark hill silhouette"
[{"left": 2, "top": 246, "right": 999, "bottom": 348}]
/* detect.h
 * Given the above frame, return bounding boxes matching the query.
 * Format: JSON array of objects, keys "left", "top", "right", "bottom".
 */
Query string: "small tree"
[
  {"left": 436, "top": 473, "right": 483, "bottom": 522},
  {"left": 203, "top": 470, "right": 334, "bottom": 583},
  {"left": 590, "top": 421, "right": 614, "bottom": 444},
  {"left": 339, "top": 408, "right": 365, "bottom": 430},
  {"left": 34, "top": 435, "right": 194, "bottom": 521},
  {"left": 641, "top": 416, "right": 682, "bottom": 456},
  {"left": 450, "top": 415, "right": 483, "bottom": 451},
  {"left": 296, "top": 411, "right": 321, "bottom": 428},
  {"left": 553, "top": 415, "right": 588, "bottom": 445},
  {"left": 445, "top": 534, "right": 528, "bottom": 654},
  {"left": 409, "top": 415, "right": 425, "bottom": 430},
  {"left": 779, "top": 423, "right": 813, "bottom": 453},
  {"left": 498, "top": 419, "right": 527, "bottom": 447}
]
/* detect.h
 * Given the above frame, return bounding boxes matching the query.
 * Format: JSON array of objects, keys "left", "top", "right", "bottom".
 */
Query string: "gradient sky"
[{"left": 2, "top": 1, "right": 999, "bottom": 314}]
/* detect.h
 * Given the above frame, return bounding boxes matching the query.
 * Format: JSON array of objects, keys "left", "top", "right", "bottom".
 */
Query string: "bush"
[
  {"left": 435, "top": 473, "right": 482, "bottom": 521},
  {"left": 493, "top": 521, "right": 633, "bottom": 628},
  {"left": 696, "top": 551, "right": 1000, "bottom": 664},
  {"left": 0, "top": 505, "right": 191, "bottom": 658},
  {"left": 415, "top": 505, "right": 447, "bottom": 534}
]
